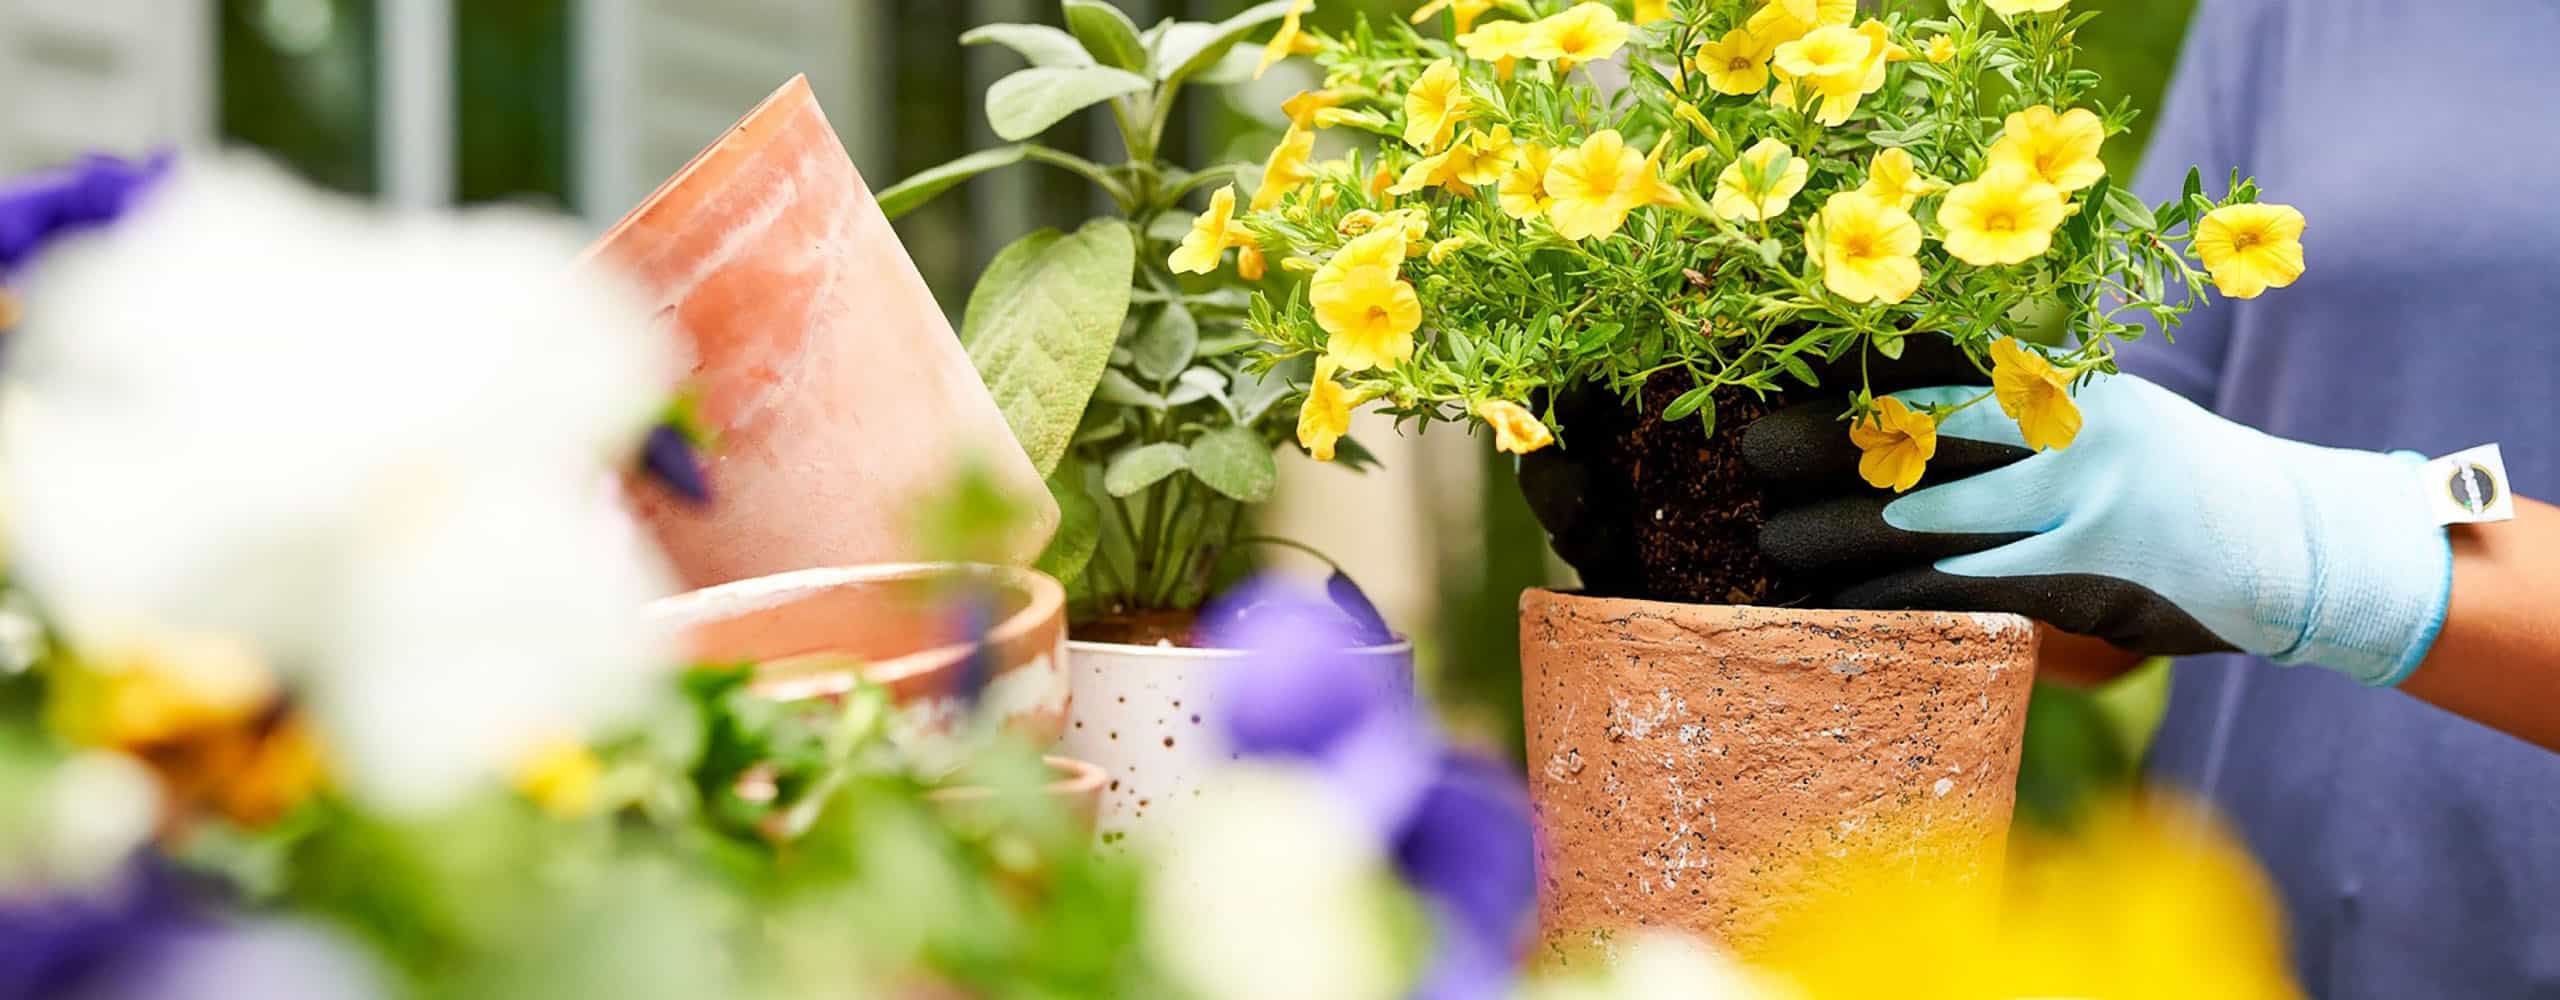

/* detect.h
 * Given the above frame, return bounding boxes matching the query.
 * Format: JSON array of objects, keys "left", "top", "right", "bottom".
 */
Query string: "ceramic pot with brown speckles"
[{"left": 1519, "top": 590, "right": 2037, "bottom": 955}]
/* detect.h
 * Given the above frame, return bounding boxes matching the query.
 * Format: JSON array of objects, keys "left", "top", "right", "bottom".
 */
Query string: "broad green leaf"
[
  {"left": 1187, "top": 425, "right": 1277, "bottom": 502},
  {"left": 1159, "top": 1, "right": 1294, "bottom": 86},
  {"left": 1130, "top": 303, "right": 1199, "bottom": 381},
  {"left": 1105, "top": 443, "right": 1190, "bottom": 496},
  {"left": 987, "top": 66, "right": 1151, "bottom": 141},
  {"left": 1034, "top": 460, "right": 1102, "bottom": 585},
  {"left": 961, "top": 221, "right": 1136, "bottom": 475},
  {"left": 1095, "top": 368, "right": 1165, "bottom": 409},
  {"left": 1332, "top": 436, "right": 1381, "bottom": 472},
  {"left": 1063, "top": 0, "right": 1149, "bottom": 72},
  {"left": 877, "top": 146, "right": 1029, "bottom": 220},
  {"left": 961, "top": 23, "right": 1094, "bottom": 68},
  {"left": 1230, "top": 355, "right": 1303, "bottom": 423}
]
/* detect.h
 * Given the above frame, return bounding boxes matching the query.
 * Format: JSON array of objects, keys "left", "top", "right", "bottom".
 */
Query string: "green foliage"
[
  {"left": 986, "top": 66, "right": 1155, "bottom": 142},
  {"left": 960, "top": 220, "right": 1137, "bottom": 476}
]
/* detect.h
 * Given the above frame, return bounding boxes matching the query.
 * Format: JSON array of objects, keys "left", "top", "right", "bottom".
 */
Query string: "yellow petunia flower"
[
  {"left": 1282, "top": 89, "right": 1346, "bottom": 130},
  {"left": 1366, "top": 162, "right": 1398, "bottom": 200},
  {"left": 1256, "top": 0, "right": 1315, "bottom": 80},
  {"left": 1544, "top": 129, "right": 1652, "bottom": 241},
  {"left": 1746, "top": 0, "right": 1853, "bottom": 48},
  {"left": 1939, "top": 161, "right": 2068, "bottom": 267},
  {"left": 1298, "top": 356, "right": 1355, "bottom": 461},
  {"left": 1711, "top": 138, "right": 1810, "bottom": 222},
  {"left": 1989, "top": 105, "right": 2107, "bottom": 193},
  {"left": 1254, "top": 126, "right": 1318, "bottom": 211},
  {"left": 1323, "top": 226, "right": 1413, "bottom": 278},
  {"left": 1426, "top": 235, "right": 1474, "bottom": 265},
  {"left": 1499, "top": 144, "right": 1558, "bottom": 220},
  {"left": 1525, "top": 3, "right": 1631, "bottom": 73},
  {"left": 2194, "top": 203, "right": 2307, "bottom": 300},
  {"left": 1985, "top": 0, "right": 2069, "bottom": 17},
  {"left": 1238, "top": 243, "right": 1268, "bottom": 280},
  {"left": 514, "top": 739, "right": 605, "bottom": 819},
  {"left": 1859, "top": 147, "right": 1942, "bottom": 210},
  {"left": 1851, "top": 395, "right": 1936, "bottom": 492},
  {"left": 1456, "top": 126, "right": 1513, "bottom": 187},
  {"left": 1412, "top": 0, "right": 1495, "bottom": 33},
  {"left": 1390, "top": 149, "right": 1467, "bottom": 196},
  {"left": 1990, "top": 336, "right": 2083, "bottom": 451},
  {"left": 1403, "top": 59, "right": 1473, "bottom": 152},
  {"left": 1169, "top": 186, "right": 1247, "bottom": 275},
  {"left": 1696, "top": 28, "right": 1774, "bottom": 95},
  {"left": 1633, "top": 0, "right": 1672, "bottom": 25},
  {"left": 1816, "top": 191, "right": 1923, "bottom": 305},
  {"left": 1457, "top": 19, "right": 1539, "bottom": 78},
  {"left": 1924, "top": 33, "right": 1957, "bottom": 63},
  {"left": 1771, "top": 20, "right": 1896, "bottom": 125},
  {"left": 1477, "top": 400, "right": 1556, "bottom": 454},
  {"left": 1310, "top": 264, "right": 1421, "bottom": 372}
]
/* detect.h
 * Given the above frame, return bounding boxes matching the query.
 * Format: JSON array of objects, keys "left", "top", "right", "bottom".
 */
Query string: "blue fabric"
[
  {"left": 1878, "top": 376, "right": 2451, "bottom": 686},
  {"left": 2118, "top": 1, "right": 2560, "bottom": 995}
]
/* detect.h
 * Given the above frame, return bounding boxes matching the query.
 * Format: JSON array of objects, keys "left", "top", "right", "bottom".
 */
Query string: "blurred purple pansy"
[
  {"left": 639, "top": 422, "right": 712, "bottom": 505},
  {"left": 0, "top": 153, "right": 172, "bottom": 278}
]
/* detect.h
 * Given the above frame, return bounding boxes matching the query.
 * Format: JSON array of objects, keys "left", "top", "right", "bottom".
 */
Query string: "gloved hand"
[{"left": 1746, "top": 351, "right": 2454, "bottom": 687}]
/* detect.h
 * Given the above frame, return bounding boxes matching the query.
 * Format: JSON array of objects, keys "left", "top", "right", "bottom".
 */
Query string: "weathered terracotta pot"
[
  {"left": 1520, "top": 590, "right": 2036, "bottom": 953},
  {"left": 647, "top": 564, "right": 1070, "bottom": 748},
  {"left": 924, "top": 755, "right": 1111, "bottom": 830},
  {"left": 586, "top": 75, "right": 1054, "bottom": 589},
  {"left": 1056, "top": 638, "right": 1414, "bottom": 844}
]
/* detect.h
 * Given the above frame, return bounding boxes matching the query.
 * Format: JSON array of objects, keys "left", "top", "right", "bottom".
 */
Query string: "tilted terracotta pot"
[
  {"left": 1519, "top": 590, "right": 2036, "bottom": 954},
  {"left": 586, "top": 75, "right": 1054, "bottom": 589}
]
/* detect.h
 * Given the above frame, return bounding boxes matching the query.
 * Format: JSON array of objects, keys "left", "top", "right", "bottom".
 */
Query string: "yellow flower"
[
  {"left": 1254, "top": 126, "right": 1317, "bottom": 211},
  {"left": 1390, "top": 149, "right": 1468, "bottom": 196},
  {"left": 1256, "top": 0, "right": 1315, "bottom": 79},
  {"left": 1456, "top": 126, "right": 1513, "bottom": 187},
  {"left": 1990, "top": 337, "right": 2083, "bottom": 451},
  {"left": 1711, "top": 138, "right": 1810, "bottom": 222},
  {"left": 514, "top": 740, "right": 605, "bottom": 819},
  {"left": 1633, "top": 0, "right": 1672, "bottom": 24},
  {"left": 1851, "top": 395, "right": 1936, "bottom": 492},
  {"left": 1412, "top": 0, "right": 1496, "bottom": 33},
  {"left": 1746, "top": 0, "right": 1853, "bottom": 47},
  {"left": 1498, "top": 144, "right": 1558, "bottom": 220},
  {"left": 1169, "top": 186, "right": 1247, "bottom": 274},
  {"left": 1311, "top": 265, "right": 1421, "bottom": 372},
  {"left": 1403, "top": 59, "right": 1472, "bottom": 152},
  {"left": 1298, "top": 356, "right": 1354, "bottom": 461},
  {"left": 1426, "top": 235, "right": 1473, "bottom": 265},
  {"left": 1525, "top": 3, "right": 1631, "bottom": 72},
  {"left": 1673, "top": 100, "right": 1718, "bottom": 139},
  {"left": 1366, "top": 162, "right": 1397, "bottom": 200},
  {"left": 1816, "top": 191, "right": 1923, "bottom": 305},
  {"left": 1924, "top": 33, "right": 1957, "bottom": 63},
  {"left": 1989, "top": 105, "right": 2107, "bottom": 193},
  {"left": 1544, "top": 129, "right": 1652, "bottom": 241},
  {"left": 1770, "top": 21, "right": 1893, "bottom": 125},
  {"left": 1477, "top": 400, "right": 1555, "bottom": 454},
  {"left": 1985, "top": 0, "right": 2069, "bottom": 17},
  {"left": 1695, "top": 28, "right": 1774, "bottom": 95},
  {"left": 1859, "top": 147, "right": 1941, "bottom": 210},
  {"left": 1328, "top": 226, "right": 1411, "bottom": 273},
  {"left": 1282, "top": 89, "right": 1346, "bottom": 130},
  {"left": 1457, "top": 20, "right": 1538, "bottom": 78},
  {"left": 46, "top": 631, "right": 274, "bottom": 750},
  {"left": 1939, "top": 162, "right": 2068, "bottom": 266},
  {"left": 1238, "top": 243, "right": 1268, "bottom": 280},
  {"left": 2194, "top": 203, "right": 2307, "bottom": 300}
]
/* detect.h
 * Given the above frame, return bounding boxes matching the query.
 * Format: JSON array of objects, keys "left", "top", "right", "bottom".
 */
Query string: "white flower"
[
  {"left": 1523, "top": 930, "right": 1796, "bottom": 1000},
  {"left": 1, "top": 156, "right": 681, "bottom": 812},
  {"left": 1146, "top": 764, "right": 1406, "bottom": 1000}
]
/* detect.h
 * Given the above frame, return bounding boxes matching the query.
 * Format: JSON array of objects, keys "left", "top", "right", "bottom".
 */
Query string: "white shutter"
[{"left": 0, "top": 0, "right": 214, "bottom": 172}]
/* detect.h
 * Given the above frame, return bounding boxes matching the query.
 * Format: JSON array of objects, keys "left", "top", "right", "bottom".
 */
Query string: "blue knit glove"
[{"left": 1749, "top": 372, "right": 2454, "bottom": 687}]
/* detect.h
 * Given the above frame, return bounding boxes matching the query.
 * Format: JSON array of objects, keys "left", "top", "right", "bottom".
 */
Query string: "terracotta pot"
[
  {"left": 1519, "top": 590, "right": 2036, "bottom": 953},
  {"left": 647, "top": 563, "right": 1070, "bottom": 748},
  {"left": 924, "top": 755, "right": 1110, "bottom": 830},
  {"left": 585, "top": 75, "right": 1054, "bottom": 590},
  {"left": 1056, "top": 638, "right": 1414, "bottom": 844}
]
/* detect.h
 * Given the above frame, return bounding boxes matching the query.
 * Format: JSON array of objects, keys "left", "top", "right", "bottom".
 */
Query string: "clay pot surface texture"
[
  {"left": 1056, "top": 639, "right": 1414, "bottom": 844},
  {"left": 648, "top": 563, "right": 1070, "bottom": 747},
  {"left": 925, "top": 755, "right": 1110, "bottom": 830},
  {"left": 1519, "top": 591, "right": 2036, "bottom": 953},
  {"left": 587, "top": 75, "right": 1054, "bottom": 589}
]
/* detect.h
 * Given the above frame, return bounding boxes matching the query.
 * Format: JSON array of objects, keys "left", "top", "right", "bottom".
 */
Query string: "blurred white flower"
[
  {"left": 1, "top": 156, "right": 680, "bottom": 812},
  {"left": 8, "top": 751, "right": 162, "bottom": 891},
  {"left": 1146, "top": 764, "right": 1407, "bottom": 1000},
  {"left": 1521, "top": 930, "right": 1794, "bottom": 1000}
]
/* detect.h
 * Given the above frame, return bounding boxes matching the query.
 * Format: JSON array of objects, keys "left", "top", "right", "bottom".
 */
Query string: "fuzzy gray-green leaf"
[
  {"left": 1130, "top": 303, "right": 1200, "bottom": 382},
  {"left": 1105, "top": 443, "right": 1190, "bottom": 497},
  {"left": 878, "top": 146, "right": 1030, "bottom": 220},
  {"left": 1063, "top": 0, "right": 1149, "bottom": 71},
  {"left": 1186, "top": 425, "right": 1277, "bottom": 502},
  {"left": 987, "top": 66, "right": 1151, "bottom": 141},
  {"left": 961, "top": 23, "right": 1095, "bottom": 68},
  {"left": 961, "top": 221, "right": 1136, "bottom": 475}
]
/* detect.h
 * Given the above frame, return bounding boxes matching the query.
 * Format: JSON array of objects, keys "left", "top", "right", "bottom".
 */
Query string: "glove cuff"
[{"left": 2272, "top": 449, "right": 2453, "bottom": 686}]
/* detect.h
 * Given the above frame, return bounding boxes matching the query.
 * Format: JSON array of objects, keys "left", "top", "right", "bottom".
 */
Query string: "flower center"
[
  {"left": 1364, "top": 304, "right": 1393, "bottom": 327},
  {"left": 1727, "top": 56, "right": 1754, "bottom": 71},
  {"left": 2232, "top": 230, "right": 2262, "bottom": 251},
  {"left": 1841, "top": 232, "right": 1876, "bottom": 259},
  {"left": 1983, "top": 208, "right": 2018, "bottom": 234}
]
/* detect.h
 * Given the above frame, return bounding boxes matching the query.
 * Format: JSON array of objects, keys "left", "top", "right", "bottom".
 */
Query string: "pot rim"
[
  {"left": 1521, "top": 587, "right": 2034, "bottom": 630},
  {"left": 1065, "top": 636, "right": 1413, "bottom": 659},
  {"left": 924, "top": 754, "right": 1109, "bottom": 803},
  {"left": 651, "top": 562, "right": 1065, "bottom": 696},
  {"left": 583, "top": 75, "right": 809, "bottom": 261}
]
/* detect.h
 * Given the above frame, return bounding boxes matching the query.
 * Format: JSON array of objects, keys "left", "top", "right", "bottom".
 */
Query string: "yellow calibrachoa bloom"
[
  {"left": 1939, "top": 162, "right": 2068, "bottom": 266},
  {"left": 1859, "top": 147, "right": 1941, "bottom": 210},
  {"left": 1330, "top": 226, "right": 1411, "bottom": 273},
  {"left": 1476, "top": 400, "right": 1555, "bottom": 454},
  {"left": 1851, "top": 395, "right": 1936, "bottom": 492},
  {"left": 1990, "top": 336, "right": 2083, "bottom": 451},
  {"left": 2194, "top": 203, "right": 2308, "bottom": 299},
  {"left": 1673, "top": 100, "right": 1717, "bottom": 139},
  {"left": 1525, "top": 3, "right": 1630, "bottom": 73},
  {"left": 514, "top": 740, "right": 605, "bottom": 819},
  {"left": 1924, "top": 33, "right": 1957, "bottom": 63},
  {"left": 1311, "top": 264, "right": 1421, "bottom": 371},
  {"left": 1256, "top": 0, "right": 1314, "bottom": 79},
  {"left": 1990, "top": 105, "right": 2107, "bottom": 193},
  {"left": 1711, "top": 138, "right": 1811, "bottom": 222},
  {"left": 1746, "top": 0, "right": 1854, "bottom": 47},
  {"left": 1986, "top": 0, "right": 2070, "bottom": 17},
  {"left": 1282, "top": 89, "right": 1345, "bottom": 130},
  {"left": 1544, "top": 129, "right": 1655, "bottom": 241},
  {"left": 1238, "top": 243, "right": 1267, "bottom": 280},
  {"left": 1696, "top": 28, "right": 1774, "bottom": 95},
  {"left": 1254, "top": 126, "right": 1317, "bottom": 211},
  {"left": 1453, "top": 126, "right": 1514, "bottom": 188},
  {"left": 1457, "top": 19, "right": 1538, "bottom": 77},
  {"left": 1412, "top": 0, "right": 1495, "bottom": 33},
  {"left": 1633, "top": 0, "right": 1672, "bottom": 25},
  {"left": 1298, "top": 356, "right": 1354, "bottom": 461},
  {"left": 1169, "top": 185, "right": 1247, "bottom": 274},
  {"left": 1498, "top": 144, "right": 1557, "bottom": 221},
  {"left": 1816, "top": 191, "right": 1923, "bottom": 305},
  {"left": 1366, "top": 162, "right": 1397, "bottom": 200},
  {"left": 1403, "top": 59, "right": 1472, "bottom": 152},
  {"left": 1770, "top": 20, "right": 1898, "bottom": 125}
]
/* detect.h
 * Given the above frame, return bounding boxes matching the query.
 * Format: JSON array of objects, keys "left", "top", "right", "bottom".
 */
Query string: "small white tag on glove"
[{"left": 2422, "top": 444, "right": 2515, "bottom": 525}]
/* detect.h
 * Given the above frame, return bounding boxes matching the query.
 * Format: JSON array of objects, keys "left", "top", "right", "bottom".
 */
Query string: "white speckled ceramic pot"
[{"left": 1056, "top": 638, "right": 1413, "bottom": 844}]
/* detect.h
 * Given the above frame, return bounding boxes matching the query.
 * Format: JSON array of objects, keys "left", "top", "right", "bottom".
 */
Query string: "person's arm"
[
  {"left": 2036, "top": 625, "right": 2146, "bottom": 688},
  {"left": 2394, "top": 497, "right": 2560, "bottom": 750}
]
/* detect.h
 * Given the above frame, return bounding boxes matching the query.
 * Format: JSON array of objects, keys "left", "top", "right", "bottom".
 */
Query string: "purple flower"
[
  {"left": 639, "top": 422, "right": 712, "bottom": 505},
  {"left": 0, "top": 153, "right": 171, "bottom": 277},
  {"left": 0, "top": 861, "right": 195, "bottom": 1000},
  {"left": 1396, "top": 749, "right": 1538, "bottom": 993}
]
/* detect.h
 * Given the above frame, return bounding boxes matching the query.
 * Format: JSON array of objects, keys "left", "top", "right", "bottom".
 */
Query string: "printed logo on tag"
[{"left": 2423, "top": 444, "right": 2516, "bottom": 525}]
